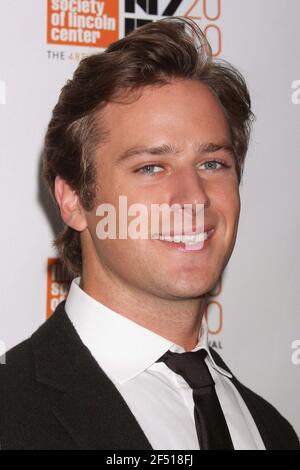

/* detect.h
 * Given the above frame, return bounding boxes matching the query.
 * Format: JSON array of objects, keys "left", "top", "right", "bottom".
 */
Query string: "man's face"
[{"left": 84, "top": 79, "right": 240, "bottom": 300}]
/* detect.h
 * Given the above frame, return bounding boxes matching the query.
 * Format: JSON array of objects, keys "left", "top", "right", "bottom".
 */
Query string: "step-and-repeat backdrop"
[{"left": 0, "top": 0, "right": 299, "bottom": 437}]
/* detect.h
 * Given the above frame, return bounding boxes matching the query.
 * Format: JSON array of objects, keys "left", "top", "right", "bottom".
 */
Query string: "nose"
[{"left": 168, "top": 166, "right": 210, "bottom": 212}]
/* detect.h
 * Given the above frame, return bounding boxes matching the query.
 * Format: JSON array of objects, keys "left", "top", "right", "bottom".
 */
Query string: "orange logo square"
[
  {"left": 46, "top": 258, "right": 72, "bottom": 318},
  {"left": 47, "top": 0, "right": 119, "bottom": 48}
]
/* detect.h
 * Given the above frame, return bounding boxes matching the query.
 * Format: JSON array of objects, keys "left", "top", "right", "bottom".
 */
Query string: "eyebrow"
[{"left": 115, "top": 142, "right": 235, "bottom": 164}]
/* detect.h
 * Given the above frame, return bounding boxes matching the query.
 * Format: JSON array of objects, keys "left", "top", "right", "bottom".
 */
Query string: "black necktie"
[{"left": 156, "top": 348, "right": 234, "bottom": 450}]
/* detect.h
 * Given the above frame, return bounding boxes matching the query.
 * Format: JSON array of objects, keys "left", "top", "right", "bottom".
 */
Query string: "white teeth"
[{"left": 159, "top": 232, "right": 208, "bottom": 245}]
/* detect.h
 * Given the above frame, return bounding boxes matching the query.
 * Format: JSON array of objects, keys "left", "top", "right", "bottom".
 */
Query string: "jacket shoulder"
[
  {"left": 0, "top": 337, "right": 42, "bottom": 448},
  {"left": 0, "top": 307, "right": 78, "bottom": 449},
  {"left": 0, "top": 337, "right": 34, "bottom": 392}
]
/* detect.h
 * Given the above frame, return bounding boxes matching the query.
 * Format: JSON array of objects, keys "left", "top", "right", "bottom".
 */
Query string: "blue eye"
[
  {"left": 200, "top": 160, "right": 228, "bottom": 171},
  {"left": 137, "top": 165, "right": 163, "bottom": 175},
  {"left": 135, "top": 160, "right": 230, "bottom": 176}
]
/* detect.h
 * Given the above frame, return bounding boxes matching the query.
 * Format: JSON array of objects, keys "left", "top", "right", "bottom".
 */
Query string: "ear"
[{"left": 54, "top": 176, "right": 87, "bottom": 232}]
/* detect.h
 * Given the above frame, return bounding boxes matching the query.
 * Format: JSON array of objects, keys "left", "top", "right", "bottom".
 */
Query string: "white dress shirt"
[{"left": 65, "top": 277, "right": 265, "bottom": 450}]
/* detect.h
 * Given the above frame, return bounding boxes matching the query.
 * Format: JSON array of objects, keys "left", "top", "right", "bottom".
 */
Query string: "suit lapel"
[{"left": 31, "top": 301, "right": 152, "bottom": 450}]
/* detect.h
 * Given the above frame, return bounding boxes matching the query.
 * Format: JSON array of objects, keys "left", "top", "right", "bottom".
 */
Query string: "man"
[{"left": 0, "top": 17, "right": 299, "bottom": 450}]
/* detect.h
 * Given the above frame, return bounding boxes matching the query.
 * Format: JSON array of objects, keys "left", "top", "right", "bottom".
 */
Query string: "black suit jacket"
[{"left": 0, "top": 300, "right": 299, "bottom": 450}]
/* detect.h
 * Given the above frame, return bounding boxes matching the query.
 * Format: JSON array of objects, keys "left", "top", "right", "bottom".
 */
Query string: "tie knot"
[{"left": 156, "top": 348, "right": 214, "bottom": 389}]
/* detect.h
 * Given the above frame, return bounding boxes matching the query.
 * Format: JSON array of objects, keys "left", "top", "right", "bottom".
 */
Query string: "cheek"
[
  {"left": 212, "top": 183, "right": 240, "bottom": 227},
  {"left": 224, "top": 192, "right": 240, "bottom": 238}
]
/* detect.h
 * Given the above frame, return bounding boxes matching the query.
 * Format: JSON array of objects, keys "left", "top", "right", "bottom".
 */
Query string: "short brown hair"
[{"left": 42, "top": 16, "right": 254, "bottom": 277}]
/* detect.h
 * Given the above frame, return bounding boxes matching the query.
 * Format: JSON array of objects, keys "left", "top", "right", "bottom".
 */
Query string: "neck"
[
  {"left": 81, "top": 275, "right": 206, "bottom": 352},
  {"left": 80, "top": 252, "right": 207, "bottom": 353}
]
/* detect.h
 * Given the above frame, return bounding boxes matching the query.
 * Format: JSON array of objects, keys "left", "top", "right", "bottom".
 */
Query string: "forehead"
[{"left": 99, "top": 79, "right": 230, "bottom": 146}]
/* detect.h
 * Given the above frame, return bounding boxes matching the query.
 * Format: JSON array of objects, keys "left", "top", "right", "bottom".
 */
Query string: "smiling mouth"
[{"left": 152, "top": 228, "right": 215, "bottom": 251}]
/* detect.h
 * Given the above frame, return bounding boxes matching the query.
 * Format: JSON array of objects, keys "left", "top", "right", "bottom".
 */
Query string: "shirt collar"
[{"left": 65, "top": 277, "right": 232, "bottom": 384}]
